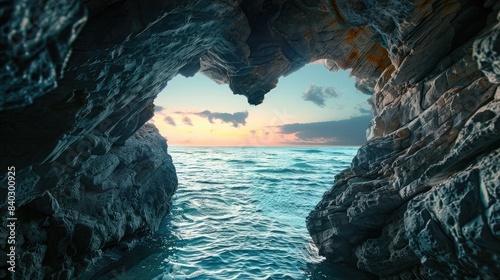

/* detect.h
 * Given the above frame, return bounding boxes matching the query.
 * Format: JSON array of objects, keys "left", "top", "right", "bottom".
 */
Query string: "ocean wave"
[
  {"left": 255, "top": 176, "right": 280, "bottom": 183},
  {"left": 330, "top": 151, "right": 349, "bottom": 156},
  {"left": 192, "top": 180, "right": 225, "bottom": 185},
  {"left": 227, "top": 159, "right": 257, "bottom": 164},
  {"left": 290, "top": 162, "right": 314, "bottom": 169},
  {"left": 292, "top": 149, "right": 323, "bottom": 154},
  {"left": 93, "top": 146, "right": 370, "bottom": 280},
  {"left": 255, "top": 167, "right": 313, "bottom": 174}
]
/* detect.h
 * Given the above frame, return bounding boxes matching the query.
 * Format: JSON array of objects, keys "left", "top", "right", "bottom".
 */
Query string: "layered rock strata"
[
  {"left": 306, "top": 1, "right": 500, "bottom": 279},
  {"left": 0, "top": 0, "right": 499, "bottom": 279}
]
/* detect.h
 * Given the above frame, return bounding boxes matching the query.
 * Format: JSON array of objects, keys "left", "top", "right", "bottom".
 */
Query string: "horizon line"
[{"left": 168, "top": 144, "right": 362, "bottom": 148}]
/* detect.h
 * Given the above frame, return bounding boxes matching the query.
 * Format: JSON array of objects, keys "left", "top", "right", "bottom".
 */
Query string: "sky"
[{"left": 151, "top": 61, "right": 373, "bottom": 146}]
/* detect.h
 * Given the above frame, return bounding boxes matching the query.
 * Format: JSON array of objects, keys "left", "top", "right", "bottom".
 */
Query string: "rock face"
[
  {"left": 305, "top": 1, "right": 500, "bottom": 279},
  {"left": 0, "top": 0, "right": 499, "bottom": 279},
  {"left": 0, "top": 124, "right": 177, "bottom": 279}
]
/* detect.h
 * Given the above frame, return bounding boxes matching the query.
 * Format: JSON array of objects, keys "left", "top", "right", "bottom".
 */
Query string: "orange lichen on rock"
[
  {"left": 344, "top": 49, "right": 360, "bottom": 67},
  {"left": 346, "top": 27, "right": 368, "bottom": 44},
  {"left": 365, "top": 43, "right": 392, "bottom": 73}
]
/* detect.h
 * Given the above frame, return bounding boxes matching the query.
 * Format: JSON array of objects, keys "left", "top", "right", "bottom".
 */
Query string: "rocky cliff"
[
  {"left": 305, "top": 1, "right": 500, "bottom": 279},
  {"left": 0, "top": 0, "right": 499, "bottom": 279}
]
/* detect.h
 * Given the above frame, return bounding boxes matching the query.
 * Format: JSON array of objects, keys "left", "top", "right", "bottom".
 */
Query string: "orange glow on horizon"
[
  {"left": 149, "top": 113, "right": 323, "bottom": 147},
  {"left": 148, "top": 105, "right": 363, "bottom": 147}
]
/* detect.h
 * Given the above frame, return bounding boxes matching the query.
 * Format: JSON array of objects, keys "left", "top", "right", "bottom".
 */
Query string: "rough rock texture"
[
  {"left": 0, "top": 0, "right": 499, "bottom": 279},
  {"left": 0, "top": 124, "right": 177, "bottom": 279},
  {"left": 306, "top": 1, "right": 500, "bottom": 279}
]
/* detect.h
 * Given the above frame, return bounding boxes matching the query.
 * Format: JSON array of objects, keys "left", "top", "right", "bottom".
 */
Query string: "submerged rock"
[{"left": 0, "top": 0, "right": 498, "bottom": 279}]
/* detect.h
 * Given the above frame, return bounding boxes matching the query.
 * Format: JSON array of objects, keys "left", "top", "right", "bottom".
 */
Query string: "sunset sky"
[{"left": 151, "top": 62, "right": 372, "bottom": 146}]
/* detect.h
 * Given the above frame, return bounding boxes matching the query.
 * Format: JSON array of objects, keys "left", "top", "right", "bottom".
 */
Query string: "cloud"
[
  {"left": 154, "top": 105, "right": 166, "bottom": 112},
  {"left": 358, "top": 107, "right": 371, "bottom": 115},
  {"left": 354, "top": 103, "right": 372, "bottom": 116},
  {"left": 324, "top": 87, "right": 338, "bottom": 97},
  {"left": 194, "top": 110, "right": 249, "bottom": 127},
  {"left": 165, "top": 116, "right": 176, "bottom": 126},
  {"left": 277, "top": 115, "right": 372, "bottom": 145},
  {"left": 302, "top": 84, "right": 339, "bottom": 107},
  {"left": 182, "top": 116, "right": 193, "bottom": 126}
]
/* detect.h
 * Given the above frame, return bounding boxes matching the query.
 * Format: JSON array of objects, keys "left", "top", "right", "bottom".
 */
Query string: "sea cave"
[{"left": 0, "top": 0, "right": 499, "bottom": 279}]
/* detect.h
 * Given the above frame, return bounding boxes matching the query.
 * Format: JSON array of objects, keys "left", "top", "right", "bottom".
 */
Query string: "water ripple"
[{"left": 93, "top": 146, "right": 375, "bottom": 280}]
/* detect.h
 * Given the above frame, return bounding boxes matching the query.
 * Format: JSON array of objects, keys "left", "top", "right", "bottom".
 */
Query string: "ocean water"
[{"left": 93, "top": 146, "right": 375, "bottom": 280}]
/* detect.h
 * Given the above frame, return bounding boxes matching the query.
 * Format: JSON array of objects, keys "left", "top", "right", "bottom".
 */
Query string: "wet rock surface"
[{"left": 0, "top": 0, "right": 499, "bottom": 279}]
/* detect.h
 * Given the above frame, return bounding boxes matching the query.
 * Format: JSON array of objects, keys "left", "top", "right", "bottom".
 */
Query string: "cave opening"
[
  {"left": 152, "top": 61, "right": 372, "bottom": 147},
  {"left": 89, "top": 63, "right": 376, "bottom": 279},
  {"left": 2, "top": 0, "right": 499, "bottom": 278}
]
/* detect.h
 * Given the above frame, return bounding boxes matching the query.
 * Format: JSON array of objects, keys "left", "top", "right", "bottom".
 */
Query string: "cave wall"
[
  {"left": 1, "top": 124, "right": 177, "bottom": 279},
  {"left": 306, "top": 0, "right": 500, "bottom": 278},
  {"left": 0, "top": 0, "right": 499, "bottom": 279}
]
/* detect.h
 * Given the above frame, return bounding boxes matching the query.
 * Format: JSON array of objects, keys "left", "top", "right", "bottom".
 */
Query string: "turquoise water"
[{"left": 93, "top": 146, "right": 375, "bottom": 280}]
